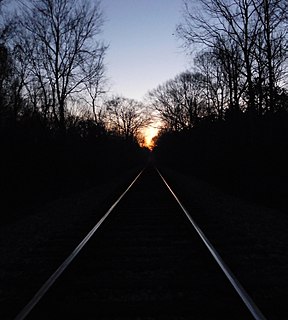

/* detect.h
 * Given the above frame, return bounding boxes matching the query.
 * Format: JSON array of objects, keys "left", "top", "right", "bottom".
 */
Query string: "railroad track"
[{"left": 14, "top": 166, "right": 266, "bottom": 319}]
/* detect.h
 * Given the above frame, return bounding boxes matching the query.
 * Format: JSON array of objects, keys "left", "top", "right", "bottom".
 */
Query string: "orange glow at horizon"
[{"left": 142, "top": 126, "right": 159, "bottom": 150}]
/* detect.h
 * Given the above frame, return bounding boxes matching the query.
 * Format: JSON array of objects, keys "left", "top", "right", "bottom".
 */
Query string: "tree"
[
  {"left": 0, "top": 2, "right": 18, "bottom": 122},
  {"left": 177, "top": 0, "right": 260, "bottom": 113},
  {"left": 18, "top": 0, "right": 107, "bottom": 137},
  {"left": 0, "top": 44, "right": 9, "bottom": 101},
  {"left": 149, "top": 71, "right": 207, "bottom": 131},
  {"left": 177, "top": 0, "right": 288, "bottom": 115},
  {"left": 194, "top": 49, "right": 230, "bottom": 119},
  {"left": 105, "top": 96, "right": 151, "bottom": 141},
  {"left": 81, "top": 54, "right": 107, "bottom": 125},
  {"left": 252, "top": 0, "right": 288, "bottom": 112}
]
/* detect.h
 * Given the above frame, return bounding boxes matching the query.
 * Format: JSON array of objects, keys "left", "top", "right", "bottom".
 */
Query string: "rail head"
[
  {"left": 14, "top": 168, "right": 145, "bottom": 320},
  {"left": 14, "top": 166, "right": 267, "bottom": 320},
  {"left": 156, "top": 167, "right": 267, "bottom": 320}
]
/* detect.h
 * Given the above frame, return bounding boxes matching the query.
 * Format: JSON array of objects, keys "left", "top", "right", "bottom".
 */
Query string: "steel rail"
[
  {"left": 157, "top": 168, "right": 267, "bottom": 320},
  {"left": 14, "top": 169, "right": 144, "bottom": 320}
]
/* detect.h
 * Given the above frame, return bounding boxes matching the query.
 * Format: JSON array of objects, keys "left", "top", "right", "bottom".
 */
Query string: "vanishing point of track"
[{"left": 14, "top": 166, "right": 266, "bottom": 320}]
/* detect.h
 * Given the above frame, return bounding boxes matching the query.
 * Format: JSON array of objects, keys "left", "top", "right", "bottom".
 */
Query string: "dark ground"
[
  {"left": 161, "top": 166, "right": 288, "bottom": 320},
  {"left": 0, "top": 163, "right": 287, "bottom": 319},
  {"left": 20, "top": 166, "right": 255, "bottom": 320}
]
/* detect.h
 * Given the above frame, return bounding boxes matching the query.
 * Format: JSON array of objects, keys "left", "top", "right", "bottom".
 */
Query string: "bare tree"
[
  {"left": 149, "top": 71, "right": 207, "bottom": 131},
  {"left": 194, "top": 49, "right": 229, "bottom": 119},
  {"left": 178, "top": 0, "right": 260, "bottom": 113},
  {"left": 105, "top": 96, "right": 151, "bottom": 141},
  {"left": 177, "top": 0, "right": 288, "bottom": 114},
  {"left": 18, "top": 0, "right": 108, "bottom": 136},
  {"left": 81, "top": 52, "right": 107, "bottom": 125},
  {"left": 252, "top": 0, "right": 288, "bottom": 112},
  {"left": 0, "top": 1, "right": 17, "bottom": 117},
  {"left": 212, "top": 37, "right": 246, "bottom": 113},
  {"left": 0, "top": 43, "right": 10, "bottom": 114},
  {"left": 0, "top": 32, "right": 26, "bottom": 123}
]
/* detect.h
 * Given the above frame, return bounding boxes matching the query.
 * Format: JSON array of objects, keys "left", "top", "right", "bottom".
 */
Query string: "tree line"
[
  {"left": 150, "top": 0, "right": 288, "bottom": 209},
  {"left": 150, "top": 0, "right": 288, "bottom": 132},
  {"left": 0, "top": 0, "right": 150, "bottom": 144},
  {"left": 2, "top": 0, "right": 288, "bottom": 214},
  {"left": 0, "top": 0, "right": 149, "bottom": 220}
]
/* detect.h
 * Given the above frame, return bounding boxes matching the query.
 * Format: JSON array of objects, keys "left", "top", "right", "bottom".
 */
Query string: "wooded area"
[
  {"left": 1, "top": 0, "right": 288, "bottom": 219},
  {"left": 0, "top": 0, "right": 148, "bottom": 221},
  {"left": 151, "top": 0, "right": 288, "bottom": 209}
]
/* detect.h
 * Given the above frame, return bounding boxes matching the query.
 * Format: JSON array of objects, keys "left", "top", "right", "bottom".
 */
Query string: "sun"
[{"left": 142, "top": 126, "right": 159, "bottom": 150}]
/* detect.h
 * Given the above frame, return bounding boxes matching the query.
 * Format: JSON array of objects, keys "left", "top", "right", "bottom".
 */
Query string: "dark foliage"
[
  {"left": 0, "top": 113, "right": 147, "bottom": 224},
  {"left": 0, "top": 1, "right": 149, "bottom": 225},
  {"left": 154, "top": 110, "right": 288, "bottom": 211}
]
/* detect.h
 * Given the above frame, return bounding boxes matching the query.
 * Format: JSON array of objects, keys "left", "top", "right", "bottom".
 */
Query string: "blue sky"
[
  {"left": 4, "top": 0, "right": 189, "bottom": 102},
  {"left": 102, "top": 0, "right": 189, "bottom": 101}
]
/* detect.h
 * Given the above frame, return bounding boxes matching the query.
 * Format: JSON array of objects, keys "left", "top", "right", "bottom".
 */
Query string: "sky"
[
  {"left": 3, "top": 0, "right": 190, "bottom": 146},
  {"left": 4, "top": 0, "right": 189, "bottom": 103},
  {"left": 101, "top": 0, "right": 190, "bottom": 101}
]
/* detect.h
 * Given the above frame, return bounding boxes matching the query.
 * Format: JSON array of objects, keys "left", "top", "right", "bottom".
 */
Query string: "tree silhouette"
[
  {"left": 17, "top": 0, "right": 107, "bottom": 137},
  {"left": 177, "top": 0, "right": 288, "bottom": 115},
  {"left": 149, "top": 71, "right": 208, "bottom": 131},
  {"left": 105, "top": 96, "right": 151, "bottom": 142}
]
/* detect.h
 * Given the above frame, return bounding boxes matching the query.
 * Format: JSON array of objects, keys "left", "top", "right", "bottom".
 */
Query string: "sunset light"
[{"left": 142, "top": 126, "right": 159, "bottom": 150}]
